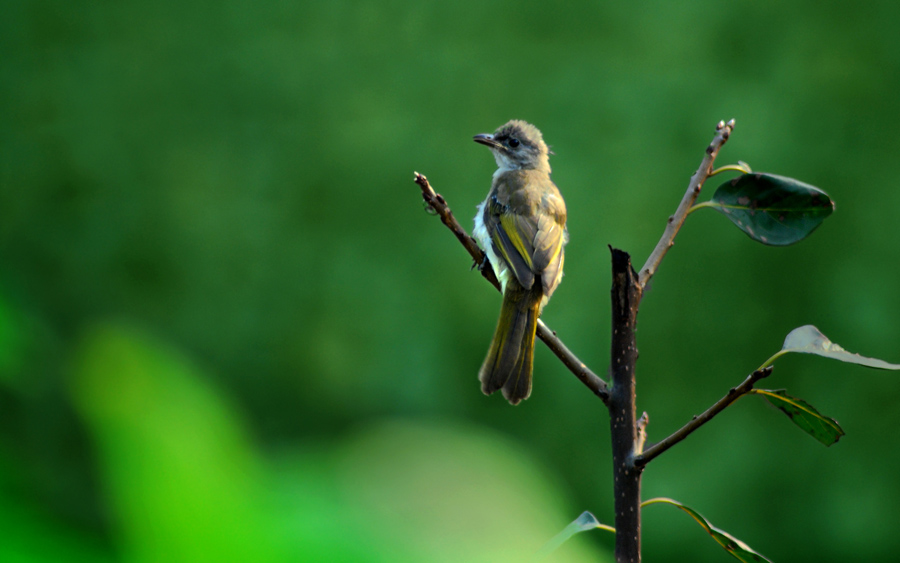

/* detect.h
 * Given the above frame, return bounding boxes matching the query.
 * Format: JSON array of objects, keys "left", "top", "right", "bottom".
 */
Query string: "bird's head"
[{"left": 474, "top": 120, "right": 550, "bottom": 172}]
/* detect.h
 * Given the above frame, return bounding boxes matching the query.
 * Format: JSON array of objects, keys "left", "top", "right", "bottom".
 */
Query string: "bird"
[{"left": 473, "top": 120, "right": 568, "bottom": 405}]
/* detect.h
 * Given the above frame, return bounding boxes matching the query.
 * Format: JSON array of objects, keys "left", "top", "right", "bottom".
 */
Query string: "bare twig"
[
  {"left": 633, "top": 366, "right": 773, "bottom": 467},
  {"left": 413, "top": 172, "right": 610, "bottom": 403},
  {"left": 535, "top": 323, "right": 610, "bottom": 402},
  {"left": 414, "top": 172, "right": 499, "bottom": 289},
  {"left": 638, "top": 119, "right": 735, "bottom": 288}
]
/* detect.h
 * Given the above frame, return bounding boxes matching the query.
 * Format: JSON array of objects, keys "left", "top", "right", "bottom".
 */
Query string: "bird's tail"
[{"left": 478, "top": 282, "right": 542, "bottom": 405}]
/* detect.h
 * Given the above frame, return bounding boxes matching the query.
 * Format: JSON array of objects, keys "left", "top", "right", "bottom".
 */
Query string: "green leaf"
[
  {"left": 707, "top": 172, "right": 834, "bottom": 245},
  {"left": 70, "top": 324, "right": 287, "bottom": 562},
  {"left": 535, "top": 511, "right": 614, "bottom": 559},
  {"left": 643, "top": 498, "right": 771, "bottom": 563},
  {"left": 779, "top": 324, "right": 900, "bottom": 370},
  {"left": 753, "top": 389, "right": 845, "bottom": 446}
]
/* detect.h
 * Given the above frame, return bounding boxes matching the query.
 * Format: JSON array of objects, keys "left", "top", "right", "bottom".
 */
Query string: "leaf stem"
[
  {"left": 640, "top": 497, "right": 679, "bottom": 508},
  {"left": 709, "top": 162, "right": 752, "bottom": 176},
  {"left": 757, "top": 349, "right": 790, "bottom": 371},
  {"left": 686, "top": 200, "right": 717, "bottom": 215}
]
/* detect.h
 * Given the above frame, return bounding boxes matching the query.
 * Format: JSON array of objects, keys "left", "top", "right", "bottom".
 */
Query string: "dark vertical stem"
[{"left": 608, "top": 248, "right": 643, "bottom": 563}]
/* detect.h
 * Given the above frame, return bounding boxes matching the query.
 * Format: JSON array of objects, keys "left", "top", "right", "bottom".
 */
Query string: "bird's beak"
[{"left": 473, "top": 133, "right": 502, "bottom": 150}]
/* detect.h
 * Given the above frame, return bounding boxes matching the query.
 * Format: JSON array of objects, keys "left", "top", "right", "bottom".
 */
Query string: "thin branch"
[
  {"left": 638, "top": 119, "right": 735, "bottom": 289},
  {"left": 413, "top": 172, "right": 610, "bottom": 403},
  {"left": 414, "top": 172, "right": 499, "bottom": 290},
  {"left": 633, "top": 366, "right": 773, "bottom": 467},
  {"left": 535, "top": 322, "right": 610, "bottom": 402}
]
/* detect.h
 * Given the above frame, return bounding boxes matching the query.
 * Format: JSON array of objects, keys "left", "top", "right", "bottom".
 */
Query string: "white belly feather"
[{"left": 474, "top": 200, "right": 512, "bottom": 295}]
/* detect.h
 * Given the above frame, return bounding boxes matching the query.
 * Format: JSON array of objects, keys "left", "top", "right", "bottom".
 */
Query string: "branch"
[
  {"left": 413, "top": 172, "right": 610, "bottom": 403},
  {"left": 607, "top": 248, "right": 644, "bottom": 562},
  {"left": 414, "top": 172, "right": 499, "bottom": 289},
  {"left": 633, "top": 366, "right": 773, "bottom": 467},
  {"left": 535, "top": 323, "right": 610, "bottom": 402},
  {"left": 638, "top": 119, "right": 735, "bottom": 288}
]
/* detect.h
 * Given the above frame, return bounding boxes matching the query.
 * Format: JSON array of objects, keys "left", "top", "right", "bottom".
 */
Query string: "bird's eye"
[{"left": 508, "top": 137, "right": 520, "bottom": 148}]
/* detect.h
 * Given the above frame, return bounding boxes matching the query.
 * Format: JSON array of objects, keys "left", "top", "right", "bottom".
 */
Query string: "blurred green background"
[{"left": 3, "top": 1, "right": 900, "bottom": 561}]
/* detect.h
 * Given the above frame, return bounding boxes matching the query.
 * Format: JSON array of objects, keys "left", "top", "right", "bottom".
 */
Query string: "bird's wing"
[
  {"left": 487, "top": 195, "right": 536, "bottom": 290},
  {"left": 531, "top": 191, "right": 567, "bottom": 296}
]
